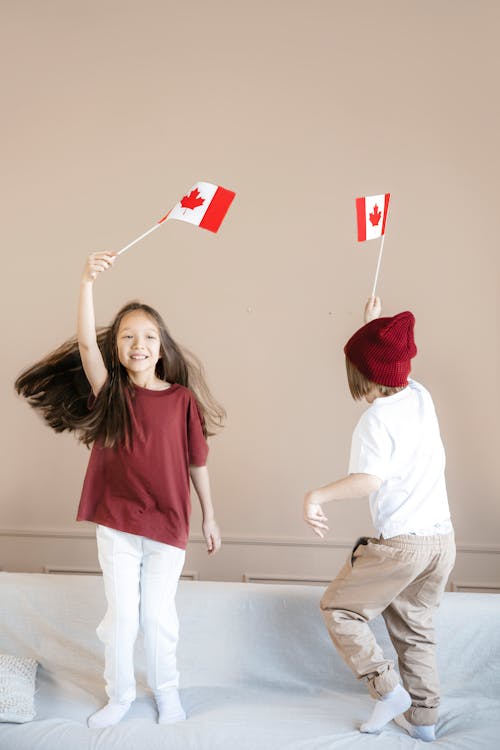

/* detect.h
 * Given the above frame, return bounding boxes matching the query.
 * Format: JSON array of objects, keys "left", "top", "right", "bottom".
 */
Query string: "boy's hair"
[
  {"left": 345, "top": 357, "right": 405, "bottom": 401},
  {"left": 15, "top": 301, "right": 225, "bottom": 448},
  {"left": 344, "top": 311, "right": 416, "bottom": 388}
]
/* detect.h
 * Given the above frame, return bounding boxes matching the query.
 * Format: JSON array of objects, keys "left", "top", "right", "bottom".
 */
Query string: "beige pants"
[{"left": 320, "top": 532, "right": 456, "bottom": 726}]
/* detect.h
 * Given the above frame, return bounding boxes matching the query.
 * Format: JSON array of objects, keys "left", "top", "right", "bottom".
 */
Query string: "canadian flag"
[
  {"left": 160, "top": 182, "right": 236, "bottom": 233},
  {"left": 356, "top": 193, "right": 390, "bottom": 242}
]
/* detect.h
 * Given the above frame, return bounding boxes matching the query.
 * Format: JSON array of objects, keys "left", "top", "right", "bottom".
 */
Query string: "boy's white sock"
[
  {"left": 360, "top": 684, "right": 412, "bottom": 734},
  {"left": 155, "top": 687, "right": 186, "bottom": 724},
  {"left": 87, "top": 701, "right": 132, "bottom": 728},
  {"left": 394, "top": 713, "right": 436, "bottom": 742}
]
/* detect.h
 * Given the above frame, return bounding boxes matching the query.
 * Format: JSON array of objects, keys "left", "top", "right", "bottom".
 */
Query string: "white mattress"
[{"left": 0, "top": 572, "right": 499, "bottom": 749}]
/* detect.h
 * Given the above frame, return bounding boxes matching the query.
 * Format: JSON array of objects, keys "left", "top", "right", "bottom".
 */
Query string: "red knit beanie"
[{"left": 344, "top": 311, "right": 417, "bottom": 387}]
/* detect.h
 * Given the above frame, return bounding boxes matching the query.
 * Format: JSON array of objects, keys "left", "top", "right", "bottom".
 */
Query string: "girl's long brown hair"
[{"left": 15, "top": 302, "right": 225, "bottom": 447}]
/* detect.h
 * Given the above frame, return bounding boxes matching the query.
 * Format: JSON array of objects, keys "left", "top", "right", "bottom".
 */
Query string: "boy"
[{"left": 304, "top": 298, "right": 455, "bottom": 741}]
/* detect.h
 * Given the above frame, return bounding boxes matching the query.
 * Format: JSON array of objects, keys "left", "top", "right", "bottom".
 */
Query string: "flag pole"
[
  {"left": 116, "top": 223, "right": 163, "bottom": 256},
  {"left": 371, "top": 233, "right": 386, "bottom": 298}
]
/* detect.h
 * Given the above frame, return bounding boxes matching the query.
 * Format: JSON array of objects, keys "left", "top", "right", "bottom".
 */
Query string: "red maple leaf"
[
  {"left": 369, "top": 204, "right": 381, "bottom": 226},
  {"left": 180, "top": 188, "right": 205, "bottom": 211}
]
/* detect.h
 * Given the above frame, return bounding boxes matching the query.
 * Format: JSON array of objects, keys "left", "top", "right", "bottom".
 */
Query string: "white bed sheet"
[{"left": 0, "top": 572, "right": 499, "bottom": 749}]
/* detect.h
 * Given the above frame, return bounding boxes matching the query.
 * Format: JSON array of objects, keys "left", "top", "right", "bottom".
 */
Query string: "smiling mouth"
[{"left": 130, "top": 354, "right": 148, "bottom": 360}]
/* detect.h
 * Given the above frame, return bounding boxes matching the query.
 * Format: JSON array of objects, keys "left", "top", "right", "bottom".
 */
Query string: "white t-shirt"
[{"left": 348, "top": 379, "right": 452, "bottom": 538}]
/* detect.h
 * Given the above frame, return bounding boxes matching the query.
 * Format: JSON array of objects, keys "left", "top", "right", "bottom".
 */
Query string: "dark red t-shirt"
[{"left": 76, "top": 383, "right": 208, "bottom": 549}]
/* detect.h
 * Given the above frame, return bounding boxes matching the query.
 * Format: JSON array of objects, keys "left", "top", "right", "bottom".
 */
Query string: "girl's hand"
[
  {"left": 202, "top": 518, "right": 221, "bottom": 556},
  {"left": 82, "top": 252, "right": 117, "bottom": 283},
  {"left": 364, "top": 296, "right": 382, "bottom": 323},
  {"left": 303, "top": 493, "right": 329, "bottom": 538}
]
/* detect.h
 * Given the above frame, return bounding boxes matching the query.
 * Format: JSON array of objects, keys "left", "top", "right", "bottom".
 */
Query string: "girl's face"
[{"left": 116, "top": 311, "right": 162, "bottom": 378}]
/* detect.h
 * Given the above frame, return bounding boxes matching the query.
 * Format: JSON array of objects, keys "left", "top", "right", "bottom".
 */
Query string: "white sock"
[
  {"left": 155, "top": 687, "right": 186, "bottom": 724},
  {"left": 360, "top": 684, "right": 412, "bottom": 734},
  {"left": 88, "top": 701, "right": 132, "bottom": 728},
  {"left": 411, "top": 725, "right": 436, "bottom": 742},
  {"left": 394, "top": 714, "right": 436, "bottom": 742}
]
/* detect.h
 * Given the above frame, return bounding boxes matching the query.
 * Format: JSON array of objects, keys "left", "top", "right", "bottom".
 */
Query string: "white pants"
[{"left": 96, "top": 525, "right": 185, "bottom": 704}]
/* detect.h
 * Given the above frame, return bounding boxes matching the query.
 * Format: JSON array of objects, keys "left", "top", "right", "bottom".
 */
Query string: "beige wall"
[{"left": 2, "top": 1, "right": 499, "bottom": 588}]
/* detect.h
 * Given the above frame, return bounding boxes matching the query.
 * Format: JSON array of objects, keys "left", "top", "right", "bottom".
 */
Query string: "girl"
[
  {"left": 16, "top": 251, "right": 224, "bottom": 728},
  {"left": 303, "top": 297, "right": 455, "bottom": 742}
]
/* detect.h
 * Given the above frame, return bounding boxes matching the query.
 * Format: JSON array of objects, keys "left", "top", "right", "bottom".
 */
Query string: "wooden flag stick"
[{"left": 371, "top": 233, "right": 386, "bottom": 298}]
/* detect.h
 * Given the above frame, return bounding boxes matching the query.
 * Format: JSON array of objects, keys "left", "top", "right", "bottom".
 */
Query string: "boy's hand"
[
  {"left": 303, "top": 493, "right": 329, "bottom": 538},
  {"left": 364, "top": 296, "right": 381, "bottom": 323},
  {"left": 82, "top": 252, "right": 117, "bottom": 283},
  {"left": 202, "top": 518, "right": 221, "bottom": 556}
]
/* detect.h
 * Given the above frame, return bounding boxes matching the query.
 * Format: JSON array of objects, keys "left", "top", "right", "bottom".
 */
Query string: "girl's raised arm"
[{"left": 78, "top": 252, "right": 116, "bottom": 396}]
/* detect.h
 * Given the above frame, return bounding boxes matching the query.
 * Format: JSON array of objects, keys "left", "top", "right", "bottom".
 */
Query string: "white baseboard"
[
  {"left": 450, "top": 581, "right": 500, "bottom": 594},
  {"left": 243, "top": 573, "right": 332, "bottom": 586},
  {"left": 42, "top": 564, "right": 199, "bottom": 580},
  {"left": 180, "top": 571, "right": 199, "bottom": 581},
  {"left": 43, "top": 565, "right": 101, "bottom": 575}
]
